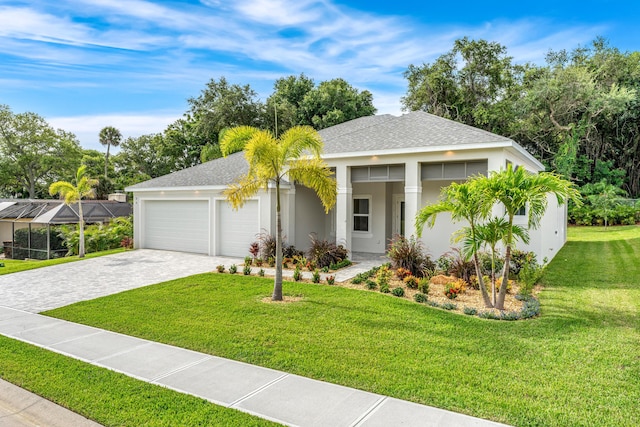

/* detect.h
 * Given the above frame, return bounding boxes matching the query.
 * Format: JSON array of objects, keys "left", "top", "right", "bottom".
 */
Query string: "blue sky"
[{"left": 1, "top": 0, "right": 638, "bottom": 151}]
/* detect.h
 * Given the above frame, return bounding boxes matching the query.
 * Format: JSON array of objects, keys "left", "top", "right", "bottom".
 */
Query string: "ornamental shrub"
[
  {"left": 403, "top": 275, "right": 419, "bottom": 289},
  {"left": 386, "top": 234, "right": 435, "bottom": 278},
  {"left": 293, "top": 266, "right": 302, "bottom": 281},
  {"left": 307, "top": 233, "right": 349, "bottom": 268},
  {"left": 414, "top": 293, "right": 427, "bottom": 303},
  {"left": 391, "top": 287, "right": 405, "bottom": 297}
]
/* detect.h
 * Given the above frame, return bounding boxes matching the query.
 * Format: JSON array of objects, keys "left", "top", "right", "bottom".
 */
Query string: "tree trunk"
[
  {"left": 473, "top": 251, "right": 493, "bottom": 308},
  {"left": 272, "top": 181, "right": 283, "bottom": 301},
  {"left": 78, "top": 200, "right": 85, "bottom": 258},
  {"left": 495, "top": 243, "right": 511, "bottom": 310},
  {"left": 104, "top": 143, "right": 111, "bottom": 178}
]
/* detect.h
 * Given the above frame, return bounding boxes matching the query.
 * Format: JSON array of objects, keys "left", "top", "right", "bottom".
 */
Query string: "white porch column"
[
  {"left": 335, "top": 164, "right": 352, "bottom": 251},
  {"left": 404, "top": 160, "right": 422, "bottom": 237},
  {"left": 286, "top": 184, "right": 296, "bottom": 245}
]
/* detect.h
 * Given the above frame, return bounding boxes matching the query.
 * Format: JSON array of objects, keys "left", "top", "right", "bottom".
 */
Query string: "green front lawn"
[
  {"left": 40, "top": 226, "right": 640, "bottom": 426},
  {"left": 0, "top": 248, "right": 125, "bottom": 275}
]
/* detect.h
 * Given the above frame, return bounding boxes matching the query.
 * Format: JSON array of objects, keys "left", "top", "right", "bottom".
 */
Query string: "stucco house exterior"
[{"left": 126, "top": 111, "right": 567, "bottom": 262}]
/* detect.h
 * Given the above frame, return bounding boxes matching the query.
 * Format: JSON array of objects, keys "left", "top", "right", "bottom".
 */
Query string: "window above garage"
[
  {"left": 351, "top": 165, "right": 405, "bottom": 182},
  {"left": 421, "top": 160, "right": 488, "bottom": 180}
]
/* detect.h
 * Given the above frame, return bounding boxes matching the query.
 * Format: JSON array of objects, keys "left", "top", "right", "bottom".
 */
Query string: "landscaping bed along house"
[{"left": 218, "top": 234, "right": 542, "bottom": 320}]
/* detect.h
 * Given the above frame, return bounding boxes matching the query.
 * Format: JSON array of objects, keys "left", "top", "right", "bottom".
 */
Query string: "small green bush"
[
  {"left": 293, "top": 266, "right": 302, "bottom": 281},
  {"left": 365, "top": 279, "right": 377, "bottom": 290},
  {"left": 312, "top": 270, "right": 321, "bottom": 283},
  {"left": 229, "top": 264, "right": 237, "bottom": 274},
  {"left": 520, "top": 297, "right": 541, "bottom": 319},
  {"left": 329, "top": 259, "right": 352, "bottom": 270},
  {"left": 258, "top": 268, "right": 265, "bottom": 277},
  {"left": 216, "top": 265, "right": 225, "bottom": 273},
  {"left": 380, "top": 284, "right": 390, "bottom": 293},
  {"left": 244, "top": 256, "right": 253, "bottom": 267},
  {"left": 440, "top": 302, "right": 457, "bottom": 310},
  {"left": 463, "top": 307, "right": 478, "bottom": 316},
  {"left": 417, "top": 278, "right": 430, "bottom": 294},
  {"left": 391, "top": 287, "right": 405, "bottom": 297},
  {"left": 326, "top": 275, "right": 335, "bottom": 285},
  {"left": 243, "top": 265, "right": 252, "bottom": 276},
  {"left": 414, "top": 293, "right": 427, "bottom": 303}
]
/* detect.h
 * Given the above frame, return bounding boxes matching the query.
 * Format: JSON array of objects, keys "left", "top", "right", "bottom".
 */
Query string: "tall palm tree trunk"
[
  {"left": 104, "top": 143, "right": 111, "bottom": 178},
  {"left": 473, "top": 252, "right": 493, "bottom": 308},
  {"left": 78, "top": 201, "right": 85, "bottom": 258},
  {"left": 496, "top": 242, "right": 512, "bottom": 310},
  {"left": 273, "top": 181, "right": 283, "bottom": 301}
]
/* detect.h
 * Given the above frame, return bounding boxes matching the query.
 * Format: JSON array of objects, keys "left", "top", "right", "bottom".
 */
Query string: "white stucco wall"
[
  {"left": 351, "top": 182, "right": 388, "bottom": 253},
  {"left": 293, "top": 185, "right": 332, "bottom": 251}
]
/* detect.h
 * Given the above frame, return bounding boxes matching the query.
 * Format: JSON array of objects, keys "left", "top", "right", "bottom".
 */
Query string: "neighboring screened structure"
[{"left": 0, "top": 200, "right": 132, "bottom": 260}]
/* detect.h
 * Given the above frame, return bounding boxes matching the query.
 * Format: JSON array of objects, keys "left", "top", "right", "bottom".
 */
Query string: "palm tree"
[
  {"left": 415, "top": 178, "right": 494, "bottom": 308},
  {"left": 485, "top": 164, "right": 581, "bottom": 309},
  {"left": 49, "top": 165, "right": 98, "bottom": 258},
  {"left": 220, "top": 125, "right": 337, "bottom": 301},
  {"left": 99, "top": 126, "right": 122, "bottom": 178},
  {"left": 458, "top": 217, "right": 529, "bottom": 306}
]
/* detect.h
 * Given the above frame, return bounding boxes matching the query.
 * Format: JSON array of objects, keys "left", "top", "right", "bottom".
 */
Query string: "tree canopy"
[
  {"left": 0, "top": 105, "right": 82, "bottom": 198},
  {"left": 403, "top": 37, "right": 640, "bottom": 197}
]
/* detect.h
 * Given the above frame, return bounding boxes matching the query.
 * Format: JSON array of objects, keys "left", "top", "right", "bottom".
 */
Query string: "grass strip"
[
  {"left": 0, "top": 248, "right": 125, "bottom": 275},
  {"left": 0, "top": 335, "right": 279, "bottom": 426}
]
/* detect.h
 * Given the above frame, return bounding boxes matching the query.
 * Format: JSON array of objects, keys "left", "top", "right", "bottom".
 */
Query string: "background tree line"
[
  {"left": 0, "top": 75, "right": 375, "bottom": 198},
  {"left": 403, "top": 37, "right": 640, "bottom": 199},
  {"left": 1, "top": 37, "right": 639, "bottom": 202}
]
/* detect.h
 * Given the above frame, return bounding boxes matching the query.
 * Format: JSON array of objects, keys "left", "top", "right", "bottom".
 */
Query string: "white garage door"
[
  {"left": 143, "top": 200, "right": 209, "bottom": 254},
  {"left": 217, "top": 200, "right": 259, "bottom": 257}
]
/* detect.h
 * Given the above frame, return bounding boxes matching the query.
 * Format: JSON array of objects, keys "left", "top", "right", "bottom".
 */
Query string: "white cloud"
[
  {"left": 48, "top": 112, "right": 182, "bottom": 151},
  {"left": 1, "top": 0, "right": 612, "bottom": 142}
]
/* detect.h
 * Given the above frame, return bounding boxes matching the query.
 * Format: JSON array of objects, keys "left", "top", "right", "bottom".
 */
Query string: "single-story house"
[{"left": 126, "top": 111, "right": 567, "bottom": 262}]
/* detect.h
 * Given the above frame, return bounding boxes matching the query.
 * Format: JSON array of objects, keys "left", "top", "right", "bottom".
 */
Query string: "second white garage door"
[
  {"left": 217, "top": 200, "right": 260, "bottom": 257},
  {"left": 143, "top": 200, "right": 209, "bottom": 254}
]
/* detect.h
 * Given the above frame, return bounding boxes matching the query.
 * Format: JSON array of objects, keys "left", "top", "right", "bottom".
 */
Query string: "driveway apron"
[{"left": 0, "top": 249, "right": 238, "bottom": 313}]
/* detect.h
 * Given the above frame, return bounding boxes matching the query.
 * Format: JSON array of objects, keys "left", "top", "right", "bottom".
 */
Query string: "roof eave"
[
  {"left": 322, "top": 140, "right": 527, "bottom": 159},
  {"left": 125, "top": 185, "right": 231, "bottom": 193}
]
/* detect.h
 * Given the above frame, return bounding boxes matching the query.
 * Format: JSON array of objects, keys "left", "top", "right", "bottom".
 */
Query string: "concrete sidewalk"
[
  {"left": 0, "top": 305, "right": 510, "bottom": 427},
  {"left": 0, "top": 378, "right": 101, "bottom": 427}
]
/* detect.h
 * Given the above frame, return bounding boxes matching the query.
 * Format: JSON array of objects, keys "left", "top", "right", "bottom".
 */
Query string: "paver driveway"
[{"left": 0, "top": 249, "right": 240, "bottom": 313}]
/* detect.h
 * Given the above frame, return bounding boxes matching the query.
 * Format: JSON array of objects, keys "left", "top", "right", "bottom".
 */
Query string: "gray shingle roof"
[
  {"left": 319, "top": 111, "right": 510, "bottom": 154},
  {"left": 126, "top": 151, "right": 248, "bottom": 189},
  {"left": 127, "top": 112, "right": 514, "bottom": 190}
]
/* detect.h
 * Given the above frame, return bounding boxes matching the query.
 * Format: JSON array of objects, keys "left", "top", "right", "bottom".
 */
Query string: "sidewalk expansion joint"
[
  {"left": 350, "top": 396, "right": 388, "bottom": 427},
  {"left": 45, "top": 330, "right": 104, "bottom": 347},
  {"left": 150, "top": 356, "right": 212, "bottom": 382},
  {"left": 228, "top": 373, "right": 289, "bottom": 408},
  {"left": 94, "top": 341, "right": 153, "bottom": 363}
]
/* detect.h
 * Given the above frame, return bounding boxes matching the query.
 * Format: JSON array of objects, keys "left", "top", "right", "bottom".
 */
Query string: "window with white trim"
[{"left": 353, "top": 197, "right": 371, "bottom": 232}]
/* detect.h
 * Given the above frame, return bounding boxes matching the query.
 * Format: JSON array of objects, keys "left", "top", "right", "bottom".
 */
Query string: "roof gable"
[{"left": 319, "top": 111, "right": 511, "bottom": 154}]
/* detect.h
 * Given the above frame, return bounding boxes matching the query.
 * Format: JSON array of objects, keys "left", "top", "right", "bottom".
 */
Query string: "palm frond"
[
  {"left": 220, "top": 126, "right": 261, "bottom": 156},
  {"left": 223, "top": 174, "right": 264, "bottom": 209},
  {"left": 415, "top": 202, "right": 454, "bottom": 236},
  {"left": 279, "top": 126, "right": 324, "bottom": 160},
  {"left": 287, "top": 158, "right": 337, "bottom": 213}
]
